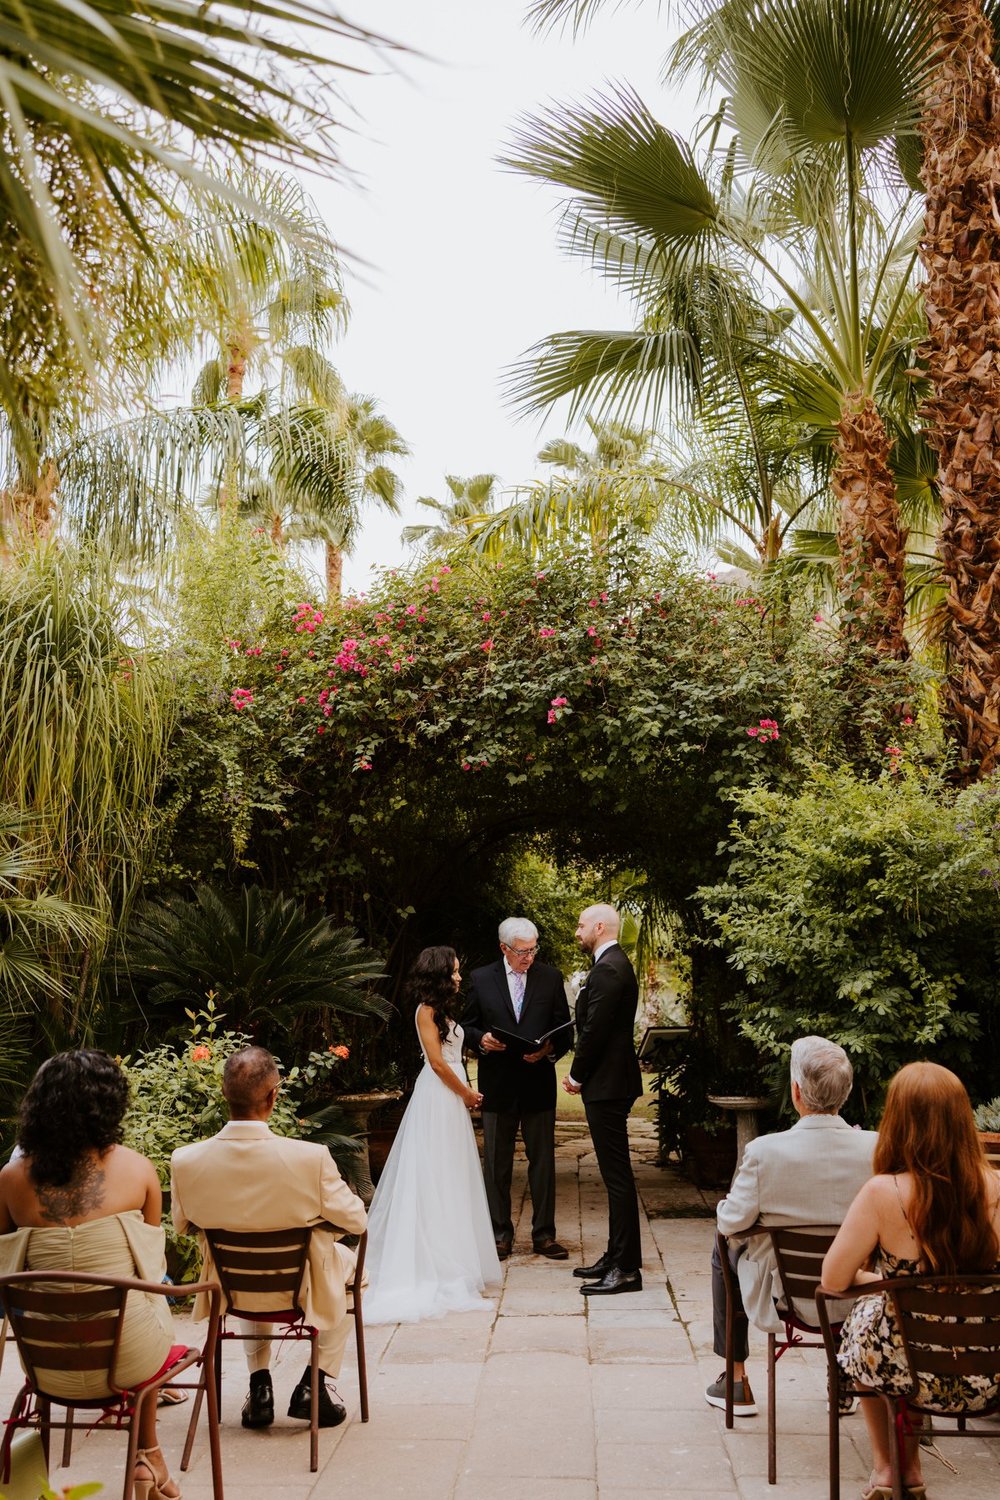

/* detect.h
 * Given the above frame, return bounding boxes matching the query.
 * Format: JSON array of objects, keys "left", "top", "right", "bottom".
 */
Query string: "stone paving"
[{"left": 11, "top": 1121, "right": 1000, "bottom": 1499}]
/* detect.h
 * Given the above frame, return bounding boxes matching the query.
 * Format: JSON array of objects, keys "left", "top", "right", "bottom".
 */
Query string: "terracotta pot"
[
  {"left": 980, "top": 1130, "right": 1000, "bottom": 1170},
  {"left": 368, "top": 1100, "right": 407, "bottom": 1183},
  {"left": 683, "top": 1124, "right": 737, "bottom": 1190}
]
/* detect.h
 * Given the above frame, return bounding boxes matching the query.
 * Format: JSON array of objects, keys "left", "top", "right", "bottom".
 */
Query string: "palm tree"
[
  {"left": 918, "top": 0, "right": 1000, "bottom": 774},
  {"left": 402, "top": 474, "right": 502, "bottom": 554},
  {"left": 0, "top": 547, "right": 171, "bottom": 1037},
  {"left": 0, "top": 0, "right": 396, "bottom": 437},
  {"left": 509, "top": 1, "right": 941, "bottom": 657}
]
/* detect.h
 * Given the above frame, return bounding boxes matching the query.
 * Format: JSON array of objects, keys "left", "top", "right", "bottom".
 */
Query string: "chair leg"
[
  {"left": 309, "top": 1332, "right": 320, "bottom": 1473},
  {"left": 767, "top": 1331, "right": 777, "bottom": 1485},
  {"left": 61, "top": 1405, "right": 74, "bottom": 1468},
  {"left": 203, "top": 1339, "right": 225, "bottom": 1500},
  {"left": 827, "top": 1365, "right": 840, "bottom": 1500},
  {"left": 723, "top": 1247, "right": 735, "bottom": 1430},
  {"left": 886, "top": 1396, "right": 905, "bottom": 1500},
  {"left": 355, "top": 1302, "right": 369, "bottom": 1423},
  {"left": 39, "top": 1397, "right": 51, "bottom": 1468},
  {"left": 122, "top": 1390, "right": 149, "bottom": 1500},
  {"left": 181, "top": 1364, "right": 207, "bottom": 1473}
]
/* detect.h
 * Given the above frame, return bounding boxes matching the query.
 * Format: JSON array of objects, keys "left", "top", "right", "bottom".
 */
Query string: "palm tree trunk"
[
  {"left": 832, "top": 392, "right": 908, "bottom": 658},
  {"left": 325, "top": 541, "right": 344, "bottom": 600},
  {"left": 920, "top": 0, "right": 1000, "bottom": 776}
]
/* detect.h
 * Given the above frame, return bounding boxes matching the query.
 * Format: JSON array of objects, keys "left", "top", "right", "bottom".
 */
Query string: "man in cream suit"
[
  {"left": 171, "top": 1047, "right": 367, "bottom": 1431},
  {"left": 707, "top": 1035, "right": 876, "bottom": 1415}
]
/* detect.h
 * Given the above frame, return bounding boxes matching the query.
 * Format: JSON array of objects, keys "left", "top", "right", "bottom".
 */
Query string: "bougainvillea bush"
[{"left": 148, "top": 526, "right": 927, "bottom": 1080}]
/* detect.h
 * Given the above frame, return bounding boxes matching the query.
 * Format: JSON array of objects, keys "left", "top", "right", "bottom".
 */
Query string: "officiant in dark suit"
[
  {"left": 463, "top": 917, "right": 572, "bottom": 1260},
  {"left": 563, "top": 904, "right": 643, "bottom": 1295}
]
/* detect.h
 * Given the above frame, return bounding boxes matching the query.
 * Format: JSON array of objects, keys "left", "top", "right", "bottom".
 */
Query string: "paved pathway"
[{"left": 12, "top": 1122, "right": 1000, "bottom": 1499}]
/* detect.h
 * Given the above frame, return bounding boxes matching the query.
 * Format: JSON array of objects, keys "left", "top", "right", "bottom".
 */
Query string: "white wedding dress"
[{"left": 363, "top": 1015, "right": 502, "bottom": 1324}]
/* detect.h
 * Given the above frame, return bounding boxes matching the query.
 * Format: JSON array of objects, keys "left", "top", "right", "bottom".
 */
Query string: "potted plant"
[{"left": 973, "top": 1098, "right": 1000, "bottom": 1167}]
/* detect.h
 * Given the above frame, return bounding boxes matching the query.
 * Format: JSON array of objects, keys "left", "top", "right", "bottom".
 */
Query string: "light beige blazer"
[
  {"left": 170, "top": 1122, "right": 367, "bottom": 1329},
  {"left": 716, "top": 1114, "right": 877, "bottom": 1333}
]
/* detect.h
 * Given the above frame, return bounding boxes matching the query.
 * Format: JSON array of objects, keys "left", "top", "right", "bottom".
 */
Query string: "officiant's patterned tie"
[{"left": 511, "top": 969, "right": 526, "bottom": 1022}]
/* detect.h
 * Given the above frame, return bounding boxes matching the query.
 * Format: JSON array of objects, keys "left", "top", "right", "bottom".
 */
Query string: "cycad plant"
[{"left": 127, "top": 885, "right": 389, "bottom": 1052}]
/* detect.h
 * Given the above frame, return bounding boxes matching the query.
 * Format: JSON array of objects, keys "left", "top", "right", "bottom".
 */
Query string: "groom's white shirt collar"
[{"left": 593, "top": 939, "right": 618, "bottom": 962}]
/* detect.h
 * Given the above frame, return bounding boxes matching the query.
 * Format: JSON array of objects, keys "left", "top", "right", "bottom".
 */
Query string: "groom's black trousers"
[{"left": 584, "top": 1096, "right": 641, "bottom": 1271}]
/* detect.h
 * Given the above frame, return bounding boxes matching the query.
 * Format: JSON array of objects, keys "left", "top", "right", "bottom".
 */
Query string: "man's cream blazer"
[
  {"left": 716, "top": 1113, "right": 877, "bottom": 1333},
  {"left": 170, "top": 1121, "right": 367, "bottom": 1329}
]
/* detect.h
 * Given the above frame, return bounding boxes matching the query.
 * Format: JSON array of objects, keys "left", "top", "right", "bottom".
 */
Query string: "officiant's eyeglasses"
[{"left": 502, "top": 942, "right": 538, "bottom": 958}]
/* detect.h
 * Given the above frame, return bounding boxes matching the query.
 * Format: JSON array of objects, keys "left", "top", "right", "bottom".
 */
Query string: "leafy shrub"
[
  {"left": 700, "top": 768, "right": 1000, "bottom": 1121},
  {"left": 121, "top": 1001, "right": 360, "bottom": 1276}
]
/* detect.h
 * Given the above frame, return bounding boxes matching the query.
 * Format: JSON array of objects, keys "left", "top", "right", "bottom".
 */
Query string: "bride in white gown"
[{"left": 364, "top": 946, "right": 502, "bottom": 1324}]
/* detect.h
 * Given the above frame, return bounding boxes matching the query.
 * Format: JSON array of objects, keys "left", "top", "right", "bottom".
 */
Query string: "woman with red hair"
[{"left": 823, "top": 1062, "right": 1000, "bottom": 1500}]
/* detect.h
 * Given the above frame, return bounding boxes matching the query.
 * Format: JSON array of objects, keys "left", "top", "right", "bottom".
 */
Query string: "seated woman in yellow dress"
[{"left": 0, "top": 1050, "right": 181, "bottom": 1500}]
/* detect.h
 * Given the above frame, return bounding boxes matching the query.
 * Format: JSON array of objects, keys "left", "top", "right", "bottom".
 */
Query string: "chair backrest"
[
  {"left": 768, "top": 1226, "right": 842, "bottom": 1324},
  {"left": 0, "top": 1271, "right": 134, "bottom": 1398},
  {"left": 205, "top": 1226, "right": 312, "bottom": 1322},
  {"left": 982, "top": 1138, "right": 1000, "bottom": 1172},
  {"left": 886, "top": 1273, "right": 1000, "bottom": 1409}
]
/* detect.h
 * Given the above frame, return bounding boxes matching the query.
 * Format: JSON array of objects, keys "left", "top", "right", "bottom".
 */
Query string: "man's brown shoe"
[
  {"left": 534, "top": 1239, "right": 569, "bottom": 1259},
  {"left": 496, "top": 1240, "right": 512, "bottom": 1260}
]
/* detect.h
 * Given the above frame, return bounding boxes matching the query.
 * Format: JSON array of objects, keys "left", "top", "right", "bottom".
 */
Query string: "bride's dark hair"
[{"left": 406, "top": 945, "right": 458, "bottom": 1043}]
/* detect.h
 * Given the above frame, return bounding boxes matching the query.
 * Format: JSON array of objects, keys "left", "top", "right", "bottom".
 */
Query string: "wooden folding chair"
[
  {"left": 0, "top": 1270, "right": 223, "bottom": 1500},
  {"left": 718, "top": 1224, "right": 843, "bottom": 1484},
  {"left": 818, "top": 1273, "right": 1000, "bottom": 1500},
  {"left": 182, "top": 1226, "right": 368, "bottom": 1473}
]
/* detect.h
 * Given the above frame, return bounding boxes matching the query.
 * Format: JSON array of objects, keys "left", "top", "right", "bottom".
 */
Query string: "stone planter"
[{"left": 332, "top": 1090, "right": 403, "bottom": 1203}]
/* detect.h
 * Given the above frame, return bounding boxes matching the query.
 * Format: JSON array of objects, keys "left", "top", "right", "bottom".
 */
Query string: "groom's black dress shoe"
[
  {"left": 573, "top": 1254, "right": 613, "bottom": 1280},
  {"left": 242, "top": 1370, "right": 274, "bottom": 1428},
  {"left": 580, "top": 1267, "right": 642, "bottom": 1296}
]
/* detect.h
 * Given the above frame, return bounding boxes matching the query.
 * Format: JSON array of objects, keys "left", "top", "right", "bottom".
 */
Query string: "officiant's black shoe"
[
  {"left": 287, "top": 1370, "right": 347, "bottom": 1428},
  {"left": 580, "top": 1267, "right": 642, "bottom": 1296},
  {"left": 242, "top": 1370, "right": 274, "bottom": 1428},
  {"left": 573, "top": 1253, "right": 613, "bottom": 1279},
  {"left": 496, "top": 1240, "right": 512, "bottom": 1261}
]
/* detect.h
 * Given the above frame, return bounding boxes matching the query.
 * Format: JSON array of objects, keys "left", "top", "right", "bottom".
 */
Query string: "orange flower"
[
  {"left": 333, "top": 1045, "right": 350, "bottom": 1059},
  {"left": 191, "top": 1045, "right": 211, "bottom": 1062}
]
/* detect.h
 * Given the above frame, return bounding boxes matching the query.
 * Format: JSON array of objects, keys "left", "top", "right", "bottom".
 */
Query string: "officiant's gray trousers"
[{"left": 481, "top": 1107, "right": 556, "bottom": 1245}]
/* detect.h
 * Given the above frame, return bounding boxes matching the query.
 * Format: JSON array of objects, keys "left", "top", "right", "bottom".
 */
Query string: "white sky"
[{"left": 309, "top": 0, "right": 703, "bottom": 591}]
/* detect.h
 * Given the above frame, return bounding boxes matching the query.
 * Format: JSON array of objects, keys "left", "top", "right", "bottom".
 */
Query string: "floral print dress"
[{"left": 837, "top": 1247, "right": 1000, "bottom": 1413}]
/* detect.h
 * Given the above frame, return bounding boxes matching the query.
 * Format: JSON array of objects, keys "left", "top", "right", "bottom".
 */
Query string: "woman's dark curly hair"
[
  {"left": 18, "top": 1050, "right": 130, "bottom": 1189},
  {"left": 406, "top": 946, "right": 458, "bottom": 1043}
]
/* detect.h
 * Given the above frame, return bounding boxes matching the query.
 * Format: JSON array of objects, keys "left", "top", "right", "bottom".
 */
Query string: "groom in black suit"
[
  {"left": 463, "top": 918, "right": 572, "bottom": 1260},
  {"left": 564, "top": 903, "right": 643, "bottom": 1295}
]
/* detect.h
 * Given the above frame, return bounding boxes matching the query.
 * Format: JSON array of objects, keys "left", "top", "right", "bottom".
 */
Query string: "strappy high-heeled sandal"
[
  {"left": 133, "top": 1445, "right": 181, "bottom": 1500},
  {"left": 860, "top": 1480, "right": 893, "bottom": 1500}
]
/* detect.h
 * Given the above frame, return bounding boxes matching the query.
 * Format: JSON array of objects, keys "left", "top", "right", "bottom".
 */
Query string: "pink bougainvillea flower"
[
  {"left": 480, "top": 639, "right": 494, "bottom": 652},
  {"left": 747, "top": 726, "right": 760, "bottom": 738},
  {"left": 462, "top": 762, "right": 471, "bottom": 771},
  {"left": 902, "top": 716, "right": 914, "bottom": 726},
  {"left": 481, "top": 611, "right": 491, "bottom": 622},
  {"left": 230, "top": 688, "right": 254, "bottom": 711},
  {"left": 550, "top": 696, "right": 568, "bottom": 708},
  {"left": 406, "top": 603, "right": 417, "bottom": 615},
  {"left": 539, "top": 626, "right": 556, "bottom": 638},
  {"left": 547, "top": 709, "right": 557, "bottom": 724}
]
